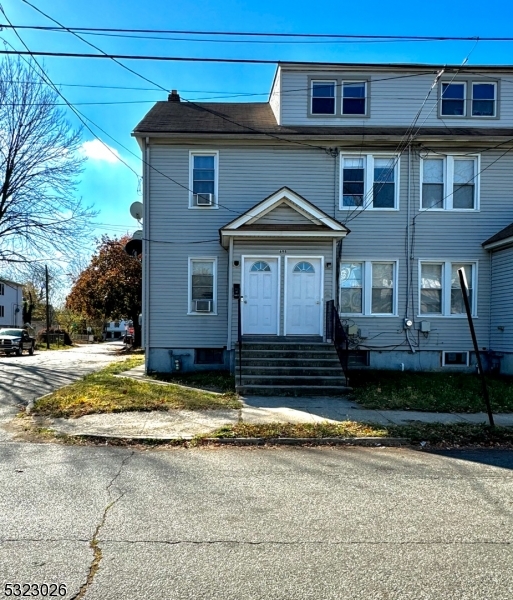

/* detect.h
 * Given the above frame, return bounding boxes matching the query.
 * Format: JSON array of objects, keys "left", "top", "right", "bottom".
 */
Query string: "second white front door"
[
  {"left": 242, "top": 257, "right": 279, "bottom": 335},
  {"left": 285, "top": 257, "right": 323, "bottom": 335}
]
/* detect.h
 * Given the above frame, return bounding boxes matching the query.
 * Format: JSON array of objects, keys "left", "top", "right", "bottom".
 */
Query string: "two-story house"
[
  {"left": 0, "top": 278, "right": 23, "bottom": 328},
  {"left": 133, "top": 62, "right": 513, "bottom": 390}
]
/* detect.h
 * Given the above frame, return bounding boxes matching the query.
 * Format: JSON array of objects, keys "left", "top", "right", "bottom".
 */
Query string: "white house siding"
[
  {"left": 0, "top": 282, "right": 22, "bottom": 327},
  {"left": 279, "top": 70, "right": 513, "bottom": 128},
  {"left": 146, "top": 141, "right": 513, "bottom": 372},
  {"left": 490, "top": 248, "right": 513, "bottom": 374},
  {"left": 230, "top": 239, "right": 335, "bottom": 345}
]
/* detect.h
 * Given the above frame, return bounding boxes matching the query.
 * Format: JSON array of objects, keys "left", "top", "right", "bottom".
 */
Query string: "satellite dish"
[
  {"left": 130, "top": 201, "right": 143, "bottom": 220},
  {"left": 125, "top": 238, "right": 142, "bottom": 256},
  {"left": 132, "top": 229, "right": 143, "bottom": 240}
]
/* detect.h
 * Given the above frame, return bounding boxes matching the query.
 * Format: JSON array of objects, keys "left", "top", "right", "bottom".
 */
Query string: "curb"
[{"left": 26, "top": 391, "right": 54, "bottom": 414}]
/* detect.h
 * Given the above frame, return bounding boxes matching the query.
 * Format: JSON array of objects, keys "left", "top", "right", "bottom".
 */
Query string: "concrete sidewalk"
[{"left": 34, "top": 365, "right": 513, "bottom": 441}]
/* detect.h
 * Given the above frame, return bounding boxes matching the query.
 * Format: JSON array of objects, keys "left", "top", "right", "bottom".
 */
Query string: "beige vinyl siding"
[
  {"left": 490, "top": 248, "right": 513, "bottom": 353},
  {"left": 279, "top": 70, "right": 513, "bottom": 128},
  {"left": 257, "top": 204, "right": 314, "bottom": 225},
  {"left": 269, "top": 66, "right": 281, "bottom": 124}
]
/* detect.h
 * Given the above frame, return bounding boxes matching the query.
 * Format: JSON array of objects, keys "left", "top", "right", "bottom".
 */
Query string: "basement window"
[
  {"left": 442, "top": 351, "right": 469, "bottom": 367},
  {"left": 195, "top": 348, "right": 224, "bottom": 365}
]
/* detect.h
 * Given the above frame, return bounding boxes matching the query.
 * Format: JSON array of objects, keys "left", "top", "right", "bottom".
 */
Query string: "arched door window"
[
  {"left": 250, "top": 261, "right": 271, "bottom": 272},
  {"left": 293, "top": 261, "right": 315, "bottom": 273}
]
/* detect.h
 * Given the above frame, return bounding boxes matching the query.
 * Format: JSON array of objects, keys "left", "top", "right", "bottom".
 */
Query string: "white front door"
[
  {"left": 242, "top": 257, "right": 279, "bottom": 335},
  {"left": 285, "top": 257, "right": 323, "bottom": 335}
]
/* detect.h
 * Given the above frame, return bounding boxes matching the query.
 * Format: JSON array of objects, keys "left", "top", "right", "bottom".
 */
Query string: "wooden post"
[{"left": 458, "top": 268, "right": 494, "bottom": 427}]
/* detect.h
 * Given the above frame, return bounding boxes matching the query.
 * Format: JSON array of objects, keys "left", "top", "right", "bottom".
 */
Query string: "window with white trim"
[
  {"left": 189, "top": 258, "right": 217, "bottom": 314},
  {"left": 311, "top": 81, "right": 336, "bottom": 115},
  {"left": 189, "top": 152, "right": 218, "bottom": 208},
  {"left": 421, "top": 155, "right": 479, "bottom": 210},
  {"left": 342, "top": 81, "right": 366, "bottom": 115},
  {"left": 441, "top": 82, "right": 466, "bottom": 116},
  {"left": 472, "top": 82, "right": 496, "bottom": 117},
  {"left": 0, "top": 283, "right": 4, "bottom": 295},
  {"left": 340, "top": 154, "right": 399, "bottom": 210},
  {"left": 419, "top": 262, "right": 476, "bottom": 316},
  {"left": 340, "top": 261, "right": 397, "bottom": 315}
]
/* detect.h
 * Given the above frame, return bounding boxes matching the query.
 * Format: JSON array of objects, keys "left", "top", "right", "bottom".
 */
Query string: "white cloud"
[{"left": 81, "top": 139, "right": 120, "bottom": 163}]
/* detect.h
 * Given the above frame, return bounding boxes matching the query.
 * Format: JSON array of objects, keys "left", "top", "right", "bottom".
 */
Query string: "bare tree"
[{"left": 0, "top": 56, "right": 97, "bottom": 264}]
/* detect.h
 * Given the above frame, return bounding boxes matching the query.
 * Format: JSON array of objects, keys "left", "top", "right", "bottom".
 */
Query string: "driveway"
[{"left": 0, "top": 342, "right": 126, "bottom": 440}]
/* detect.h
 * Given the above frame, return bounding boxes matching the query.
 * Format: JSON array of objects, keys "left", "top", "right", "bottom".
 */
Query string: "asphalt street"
[
  {"left": 0, "top": 342, "right": 126, "bottom": 441},
  {"left": 1, "top": 443, "right": 512, "bottom": 599}
]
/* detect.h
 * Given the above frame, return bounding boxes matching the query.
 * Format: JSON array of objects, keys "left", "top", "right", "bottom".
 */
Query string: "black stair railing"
[{"left": 326, "top": 299, "right": 349, "bottom": 381}]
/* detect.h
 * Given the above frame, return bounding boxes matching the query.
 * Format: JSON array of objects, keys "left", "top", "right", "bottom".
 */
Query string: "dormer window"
[
  {"left": 311, "top": 81, "right": 336, "bottom": 115},
  {"left": 441, "top": 83, "right": 466, "bottom": 116}
]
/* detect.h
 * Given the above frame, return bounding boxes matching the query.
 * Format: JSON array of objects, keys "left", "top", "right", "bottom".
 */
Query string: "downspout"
[
  {"left": 227, "top": 237, "right": 233, "bottom": 350},
  {"left": 406, "top": 144, "right": 415, "bottom": 354},
  {"left": 143, "top": 137, "right": 150, "bottom": 367}
]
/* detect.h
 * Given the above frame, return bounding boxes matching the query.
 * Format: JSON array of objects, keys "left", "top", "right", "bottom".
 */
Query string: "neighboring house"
[
  {"left": 0, "top": 279, "right": 23, "bottom": 328},
  {"left": 132, "top": 62, "right": 513, "bottom": 382},
  {"left": 104, "top": 320, "right": 130, "bottom": 340}
]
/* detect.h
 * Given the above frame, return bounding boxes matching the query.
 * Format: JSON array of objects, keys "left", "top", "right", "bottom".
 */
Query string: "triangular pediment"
[{"left": 222, "top": 187, "right": 348, "bottom": 232}]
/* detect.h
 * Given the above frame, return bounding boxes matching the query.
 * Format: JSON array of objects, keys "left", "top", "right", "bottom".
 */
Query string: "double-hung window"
[
  {"left": 340, "top": 154, "right": 398, "bottom": 210},
  {"left": 311, "top": 81, "right": 336, "bottom": 115},
  {"left": 420, "top": 261, "right": 476, "bottom": 316},
  {"left": 189, "top": 151, "right": 218, "bottom": 208},
  {"left": 421, "top": 155, "right": 479, "bottom": 210},
  {"left": 340, "top": 261, "right": 397, "bottom": 316},
  {"left": 441, "top": 83, "right": 466, "bottom": 116},
  {"left": 472, "top": 83, "right": 496, "bottom": 117},
  {"left": 189, "top": 258, "right": 217, "bottom": 314},
  {"left": 342, "top": 81, "right": 366, "bottom": 115}
]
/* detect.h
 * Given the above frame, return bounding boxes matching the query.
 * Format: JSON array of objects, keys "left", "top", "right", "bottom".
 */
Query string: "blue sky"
[{"left": 3, "top": 0, "right": 513, "bottom": 249}]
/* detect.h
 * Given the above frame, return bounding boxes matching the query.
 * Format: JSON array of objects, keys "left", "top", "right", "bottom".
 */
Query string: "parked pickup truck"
[{"left": 0, "top": 328, "right": 36, "bottom": 356}]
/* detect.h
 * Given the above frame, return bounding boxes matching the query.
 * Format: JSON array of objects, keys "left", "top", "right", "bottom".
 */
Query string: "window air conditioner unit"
[
  {"left": 195, "top": 299, "right": 212, "bottom": 312},
  {"left": 194, "top": 193, "right": 214, "bottom": 206}
]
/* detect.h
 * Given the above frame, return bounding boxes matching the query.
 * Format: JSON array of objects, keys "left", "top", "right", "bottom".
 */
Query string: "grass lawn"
[
  {"left": 350, "top": 370, "right": 513, "bottom": 413},
  {"left": 210, "top": 421, "right": 388, "bottom": 439},
  {"left": 150, "top": 370, "right": 235, "bottom": 393},
  {"left": 32, "top": 357, "right": 241, "bottom": 418}
]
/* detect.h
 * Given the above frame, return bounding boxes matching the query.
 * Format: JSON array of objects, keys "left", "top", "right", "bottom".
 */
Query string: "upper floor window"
[
  {"left": 0, "top": 283, "right": 4, "bottom": 295},
  {"left": 472, "top": 83, "right": 496, "bottom": 117},
  {"left": 342, "top": 81, "right": 366, "bottom": 115},
  {"left": 441, "top": 83, "right": 466, "bottom": 116},
  {"left": 421, "top": 155, "right": 479, "bottom": 211},
  {"left": 311, "top": 81, "right": 336, "bottom": 115},
  {"left": 340, "top": 154, "right": 399, "bottom": 210},
  {"left": 189, "top": 151, "right": 218, "bottom": 208},
  {"left": 440, "top": 80, "right": 498, "bottom": 118}
]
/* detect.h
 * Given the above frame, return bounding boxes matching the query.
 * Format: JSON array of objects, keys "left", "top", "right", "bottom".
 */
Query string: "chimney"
[{"left": 168, "top": 90, "right": 180, "bottom": 102}]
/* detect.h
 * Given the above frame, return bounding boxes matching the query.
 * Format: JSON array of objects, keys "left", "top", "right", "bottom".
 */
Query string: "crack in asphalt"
[{"left": 69, "top": 451, "right": 134, "bottom": 600}]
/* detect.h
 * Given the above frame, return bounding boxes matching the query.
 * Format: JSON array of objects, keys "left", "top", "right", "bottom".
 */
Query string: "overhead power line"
[{"left": 4, "top": 23, "right": 513, "bottom": 42}]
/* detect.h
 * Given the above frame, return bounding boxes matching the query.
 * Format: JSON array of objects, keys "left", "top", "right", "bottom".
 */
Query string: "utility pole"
[{"left": 45, "top": 265, "right": 50, "bottom": 350}]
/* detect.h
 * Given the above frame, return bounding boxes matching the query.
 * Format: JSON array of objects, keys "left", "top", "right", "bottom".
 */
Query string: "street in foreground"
[{"left": 1, "top": 443, "right": 512, "bottom": 599}]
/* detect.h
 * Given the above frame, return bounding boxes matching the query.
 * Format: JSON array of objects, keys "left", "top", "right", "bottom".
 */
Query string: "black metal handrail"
[
  {"left": 326, "top": 299, "right": 349, "bottom": 381},
  {"left": 237, "top": 295, "right": 242, "bottom": 387}
]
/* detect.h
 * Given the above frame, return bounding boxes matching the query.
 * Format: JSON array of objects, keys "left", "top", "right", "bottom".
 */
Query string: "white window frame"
[
  {"left": 442, "top": 350, "right": 470, "bottom": 367},
  {"left": 440, "top": 81, "right": 467, "bottom": 117},
  {"left": 339, "top": 260, "right": 398, "bottom": 317},
  {"left": 310, "top": 80, "right": 337, "bottom": 115},
  {"left": 188, "top": 257, "right": 218, "bottom": 315},
  {"left": 418, "top": 260, "right": 478, "bottom": 318},
  {"left": 188, "top": 151, "right": 219, "bottom": 209},
  {"left": 420, "top": 154, "right": 480, "bottom": 211},
  {"left": 341, "top": 81, "right": 367, "bottom": 116},
  {"left": 471, "top": 82, "right": 497, "bottom": 118},
  {"left": 339, "top": 153, "right": 400, "bottom": 211}
]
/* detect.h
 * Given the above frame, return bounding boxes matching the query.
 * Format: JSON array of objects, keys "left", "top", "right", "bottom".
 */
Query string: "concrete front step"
[
  {"left": 240, "top": 375, "right": 348, "bottom": 386},
  {"left": 237, "top": 359, "right": 341, "bottom": 368},
  {"left": 239, "top": 343, "right": 336, "bottom": 352},
  {"left": 237, "top": 385, "right": 352, "bottom": 396},
  {"left": 238, "top": 350, "right": 338, "bottom": 360},
  {"left": 239, "top": 366, "right": 345, "bottom": 376}
]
